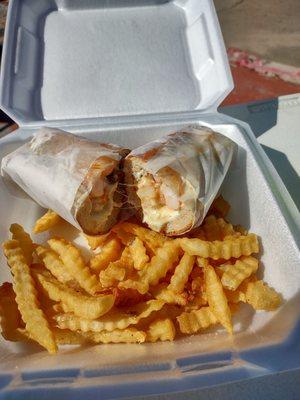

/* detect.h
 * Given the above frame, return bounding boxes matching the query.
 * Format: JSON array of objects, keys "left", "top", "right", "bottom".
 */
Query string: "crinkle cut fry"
[
  {"left": 203, "top": 216, "right": 235, "bottom": 241},
  {"left": 245, "top": 280, "right": 282, "bottom": 310},
  {"left": 48, "top": 238, "right": 101, "bottom": 295},
  {"left": 209, "top": 195, "right": 230, "bottom": 218},
  {"left": 221, "top": 256, "right": 259, "bottom": 291},
  {"left": 90, "top": 238, "right": 122, "bottom": 273},
  {"left": 83, "top": 328, "right": 146, "bottom": 344},
  {"left": 147, "top": 318, "right": 176, "bottom": 342},
  {"left": 99, "top": 263, "right": 126, "bottom": 288},
  {"left": 152, "top": 284, "right": 188, "bottom": 306},
  {"left": 114, "top": 222, "right": 167, "bottom": 253},
  {"left": 2, "top": 240, "right": 57, "bottom": 353},
  {"left": 34, "top": 269, "right": 115, "bottom": 319},
  {"left": 130, "top": 237, "right": 149, "bottom": 270},
  {"left": 33, "top": 210, "right": 62, "bottom": 234},
  {"left": 0, "top": 282, "right": 24, "bottom": 341},
  {"left": 177, "top": 307, "right": 218, "bottom": 334},
  {"left": 9, "top": 224, "right": 34, "bottom": 264},
  {"left": 55, "top": 299, "right": 164, "bottom": 333},
  {"left": 204, "top": 264, "right": 232, "bottom": 334},
  {"left": 84, "top": 231, "right": 114, "bottom": 250},
  {"left": 119, "top": 241, "right": 180, "bottom": 295},
  {"left": 141, "top": 241, "right": 181, "bottom": 286},
  {"left": 35, "top": 245, "right": 73, "bottom": 284},
  {"left": 168, "top": 253, "right": 195, "bottom": 293},
  {"left": 179, "top": 234, "right": 259, "bottom": 260}
]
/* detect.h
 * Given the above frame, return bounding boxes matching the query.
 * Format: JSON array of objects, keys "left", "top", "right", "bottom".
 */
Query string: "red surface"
[{"left": 221, "top": 65, "right": 300, "bottom": 106}]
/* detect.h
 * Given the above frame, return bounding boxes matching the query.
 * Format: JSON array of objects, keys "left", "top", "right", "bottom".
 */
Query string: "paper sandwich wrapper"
[
  {"left": 124, "top": 126, "right": 237, "bottom": 236},
  {"left": 1, "top": 128, "right": 129, "bottom": 234}
]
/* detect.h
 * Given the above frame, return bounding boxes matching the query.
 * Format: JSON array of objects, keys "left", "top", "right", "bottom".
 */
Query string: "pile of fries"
[{"left": 0, "top": 197, "right": 282, "bottom": 354}]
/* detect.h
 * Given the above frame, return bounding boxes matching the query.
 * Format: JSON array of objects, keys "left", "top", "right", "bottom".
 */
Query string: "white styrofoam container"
[{"left": 0, "top": 1, "right": 299, "bottom": 398}]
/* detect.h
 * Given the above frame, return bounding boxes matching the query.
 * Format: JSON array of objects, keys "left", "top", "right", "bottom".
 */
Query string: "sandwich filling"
[{"left": 133, "top": 166, "right": 195, "bottom": 233}]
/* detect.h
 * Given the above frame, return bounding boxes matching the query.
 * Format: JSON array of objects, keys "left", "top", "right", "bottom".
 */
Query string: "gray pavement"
[
  {"left": 214, "top": 0, "right": 300, "bottom": 67},
  {"left": 0, "top": 1, "right": 299, "bottom": 67}
]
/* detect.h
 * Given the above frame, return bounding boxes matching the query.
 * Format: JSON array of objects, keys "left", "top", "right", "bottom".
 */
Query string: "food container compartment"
[
  {"left": 0, "top": 116, "right": 299, "bottom": 398},
  {"left": 0, "top": 0, "right": 299, "bottom": 398}
]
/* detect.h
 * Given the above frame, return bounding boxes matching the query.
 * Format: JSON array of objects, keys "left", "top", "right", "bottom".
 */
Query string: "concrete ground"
[
  {"left": 215, "top": 0, "right": 300, "bottom": 67},
  {"left": 0, "top": 0, "right": 299, "bottom": 66}
]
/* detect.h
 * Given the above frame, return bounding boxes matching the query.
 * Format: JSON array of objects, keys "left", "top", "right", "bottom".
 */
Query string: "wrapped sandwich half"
[
  {"left": 124, "top": 126, "right": 236, "bottom": 236},
  {"left": 1, "top": 128, "right": 129, "bottom": 234}
]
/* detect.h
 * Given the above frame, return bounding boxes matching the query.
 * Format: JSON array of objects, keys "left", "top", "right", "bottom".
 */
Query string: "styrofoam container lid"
[{"left": 0, "top": 0, "right": 233, "bottom": 127}]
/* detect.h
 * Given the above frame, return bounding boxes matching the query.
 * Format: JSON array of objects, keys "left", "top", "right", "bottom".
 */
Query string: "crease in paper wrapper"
[
  {"left": 130, "top": 126, "right": 237, "bottom": 229},
  {"left": 1, "top": 128, "right": 123, "bottom": 230}
]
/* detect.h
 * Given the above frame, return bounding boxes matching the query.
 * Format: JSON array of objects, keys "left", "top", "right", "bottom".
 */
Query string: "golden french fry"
[
  {"left": 245, "top": 280, "right": 282, "bottom": 311},
  {"left": 114, "top": 287, "right": 148, "bottom": 307},
  {"left": 9, "top": 223, "right": 34, "bottom": 264},
  {"left": 191, "top": 276, "right": 203, "bottom": 292},
  {"left": 186, "top": 275, "right": 208, "bottom": 310},
  {"left": 20, "top": 326, "right": 86, "bottom": 345},
  {"left": 116, "top": 246, "right": 134, "bottom": 270},
  {"left": 118, "top": 279, "right": 149, "bottom": 294},
  {"left": 90, "top": 238, "right": 122, "bottom": 273},
  {"left": 129, "top": 237, "right": 149, "bottom": 271},
  {"left": 83, "top": 232, "right": 114, "bottom": 250},
  {"left": 180, "top": 234, "right": 259, "bottom": 260},
  {"left": 141, "top": 241, "right": 180, "bottom": 287},
  {"left": 99, "top": 263, "right": 126, "bottom": 288},
  {"left": 177, "top": 307, "right": 218, "bottom": 334},
  {"left": 105, "top": 247, "right": 134, "bottom": 284},
  {"left": 204, "top": 264, "right": 232, "bottom": 334},
  {"left": 51, "top": 303, "right": 65, "bottom": 314},
  {"left": 136, "top": 304, "right": 182, "bottom": 331},
  {"left": 188, "top": 226, "right": 206, "bottom": 240},
  {"left": 168, "top": 254, "right": 195, "bottom": 293},
  {"left": 35, "top": 245, "right": 73, "bottom": 284},
  {"left": 55, "top": 299, "right": 164, "bottom": 333},
  {"left": 34, "top": 269, "right": 115, "bottom": 319},
  {"left": 147, "top": 318, "right": 175, "bottom": 342},
  {"left": 0, "top": 282, "right": 24, "bottom": 341},
  {"left": 3, "top": 240, "right": 57, "bottom": 353},
  {"left": 83, "top": 328, "right": 146, "bottom": 344},
  {"left": 151, "top": 284, "right": 188, "bottom": 306},
  {"left": 114, "top": 222, "right": 167, "bottom": 253},
  {"left": 119, "top": 242, "right": 180, "bottom": 295},
  {"left": 203, "top": 216, "right": 235, "bottom": 241},
  {"left": 224, "top": 289, "right": 246, "bottom": 303},
  {"left": 33, "top": 210, "right": 62, "bottom": 234},
  {"left": 111, "top": 225, "right": 135, "bottom": 246},
  {"left": 221, "top": 256, "right": 259, "bottom": 291},
  {"left": 184, "top": 293, "right": 208, "bottom": 311},
  {"left": 53, "top": 328, "right": 86, "bottom": 345},
  {"left": 48, "top": 238, "right": 101, "bottom": 295},
  {"left": 224, "top": 276, "right": 257, "bottom": 303},
  {"left": 209, "top": 196, "right": 230, "bottom": 218},
  {"left": 196, "top": 257, "right": 209, "bottom": 268},
  {"left": 233, "top": 225, "right": 248, "bottom": 236}
]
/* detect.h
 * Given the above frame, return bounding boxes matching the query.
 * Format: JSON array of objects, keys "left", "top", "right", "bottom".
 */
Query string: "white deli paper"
[{"left": 1, "top": 128, "right": 126, "bottom": 230}]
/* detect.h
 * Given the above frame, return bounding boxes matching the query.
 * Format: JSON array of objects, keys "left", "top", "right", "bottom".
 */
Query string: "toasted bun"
[
  {"left": 76, "top": 186, "right": 122, "bottom": 235},
  {"left": 123, "top": 156, "right": 143, "bottom": 222},
  {"left": 75, "top": 150, "right": 129, "bottom": 235}
]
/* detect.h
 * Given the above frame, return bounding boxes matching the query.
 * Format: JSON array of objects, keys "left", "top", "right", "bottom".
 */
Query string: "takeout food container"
[{"left": 0, "top": 0, "right": 299, "bottom": 398}]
